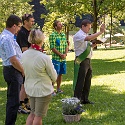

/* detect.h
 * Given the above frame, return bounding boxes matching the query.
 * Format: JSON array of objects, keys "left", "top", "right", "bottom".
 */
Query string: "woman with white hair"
[{"left": 21, "top": 29, "right": 57, "bottom": 125}]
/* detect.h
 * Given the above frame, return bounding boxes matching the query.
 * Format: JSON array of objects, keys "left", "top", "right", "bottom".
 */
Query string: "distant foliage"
[{"left": 0, "top": 0, "right": 33, "bottom": 32}]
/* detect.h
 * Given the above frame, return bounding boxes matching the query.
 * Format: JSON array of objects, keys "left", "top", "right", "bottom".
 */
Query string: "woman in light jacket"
[{"left": 21, "top": 29, "right": 57, "bottom": 125}]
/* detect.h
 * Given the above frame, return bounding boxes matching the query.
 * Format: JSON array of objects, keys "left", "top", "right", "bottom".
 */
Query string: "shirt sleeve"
[
  {"left": 49, "top": 34, "right": 55, "bottom": 49},
  {"left": 73, "top": 32, "right": 86, "bottom": 42},
  {"left": 17, "top": 31, "right": 29, "bottom": 48},
  {"left": 45, "top": 56, "right": 57, "bottom": 82},
  {"left": 63, "top": 34, "right": 68, "bottom": 47}
]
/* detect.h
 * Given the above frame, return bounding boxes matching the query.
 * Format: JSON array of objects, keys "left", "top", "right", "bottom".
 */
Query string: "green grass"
[{"left": 1, "top": 47, "right": 125, "bottom": 125}]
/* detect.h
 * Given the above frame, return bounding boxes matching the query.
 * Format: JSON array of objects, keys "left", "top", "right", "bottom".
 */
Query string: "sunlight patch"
[
  {"left": 0, "top": 59, "right": 2, "bottom": 62},
  {"left": 82, "top": 111, "right": 107, "bottom": 119},
  {"left": 62, "top": 81, "right": 72, "bottom": 85},
  {"left": 0, "top": 87, "right": 7, "bottom": 91},
  {"left": 92, "top": 73, "right": 125, "bottom": 94}
]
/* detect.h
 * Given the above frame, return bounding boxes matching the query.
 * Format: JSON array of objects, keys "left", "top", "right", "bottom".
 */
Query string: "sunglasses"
[{"left": 22, "top": 14, "right": 32, "bottom": 21}]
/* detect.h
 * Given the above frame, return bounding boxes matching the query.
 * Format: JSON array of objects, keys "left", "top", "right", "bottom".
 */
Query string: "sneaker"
[
  {"left": 18, "top": 103, "right": 30, "bottom": 114},
  {"left": 25, "top": 100, "right": 31, "bottom": 110},
  {"left": 56, "top": 89, "right": 63, "bottom": 94},
  {"left": 25, "top": 103, "right": 31, "bottom": 110},
  {"left": 52, "top": 91, "right": 56, "bottom": 96}
]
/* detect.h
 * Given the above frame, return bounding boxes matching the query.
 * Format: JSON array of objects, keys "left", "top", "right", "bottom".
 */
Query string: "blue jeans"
[{"left": 3, "top": 66, "right": 23, "bottom": 125}]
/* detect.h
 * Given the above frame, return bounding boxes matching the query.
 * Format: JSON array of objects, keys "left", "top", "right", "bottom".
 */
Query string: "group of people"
[{"left": 0, "top": 13, "right": 105, "bottom": 125}]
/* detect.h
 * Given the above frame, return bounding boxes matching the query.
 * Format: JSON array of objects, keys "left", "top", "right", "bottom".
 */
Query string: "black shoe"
[{"left": 81, "top": 100, "right": 94, "bottom": 104}]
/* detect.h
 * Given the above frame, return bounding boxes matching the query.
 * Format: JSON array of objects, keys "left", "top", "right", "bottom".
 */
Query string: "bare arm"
[
  {"left": 22, "top": 47, "right": 28, "bottom": 52},
  {"left": 10, "top": 56, "right": 24, "bottom": 76},
  {"left": 52, "top": 47, "right": 68, "bottom": 59},
  {"left": 65, "top": 46, "right": 68, "bottom": 56},
  {"left": 85, "top": 24, "right": 105, "bottom": 41},
  {"left": 52, "top": 48, "right": 62, "bottom": 56}
]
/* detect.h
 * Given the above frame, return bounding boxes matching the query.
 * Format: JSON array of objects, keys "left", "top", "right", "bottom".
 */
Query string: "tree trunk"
[{"left": 93, "top": 0, "right": 98, "bottom": 49}]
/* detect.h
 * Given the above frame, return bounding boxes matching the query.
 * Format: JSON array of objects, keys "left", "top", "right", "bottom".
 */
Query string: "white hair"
[{"left": 28, "top": 29, "right": 44, "bottom": 45}]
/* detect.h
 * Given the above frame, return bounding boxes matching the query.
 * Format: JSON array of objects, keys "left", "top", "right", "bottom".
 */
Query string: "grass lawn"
[{"left": 0, "top": 46, "right": 125, "bottom": 125}]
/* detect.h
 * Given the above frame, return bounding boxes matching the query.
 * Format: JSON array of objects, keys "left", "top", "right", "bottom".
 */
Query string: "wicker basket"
[{"left": 63, "top": 114, "right": 81, "bottom": 123}]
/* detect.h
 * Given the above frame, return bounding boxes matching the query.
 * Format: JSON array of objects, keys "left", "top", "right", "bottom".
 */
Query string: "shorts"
[
  {"left": 29, "top": 94, "right": 52, "bottom": 117},
  {"left": 52, "top": 60, "right": 66, "bottom": 75}
]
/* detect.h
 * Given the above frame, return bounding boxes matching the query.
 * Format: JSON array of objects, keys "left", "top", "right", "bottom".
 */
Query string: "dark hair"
[
  {"left": 53, "top": 20, "right": 60, "bottom": 29},
  {"left": 6, "top": 15, "right": 22, "bottom": 28},
  {"left": 22, "top": 14, "right": 34, "bottom": 25},
  {"left": 81, "top": 19, "right": 92, "bottom": 28}
]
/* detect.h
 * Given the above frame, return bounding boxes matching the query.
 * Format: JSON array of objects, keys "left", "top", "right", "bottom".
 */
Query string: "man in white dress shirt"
[{"left": 73, "top": 19, "right": 105, "bottom": 104}]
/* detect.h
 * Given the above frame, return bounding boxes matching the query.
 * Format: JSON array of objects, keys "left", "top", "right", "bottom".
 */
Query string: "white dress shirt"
[{"left": 73, "top": 29, "right": 92, "bottom": 58}]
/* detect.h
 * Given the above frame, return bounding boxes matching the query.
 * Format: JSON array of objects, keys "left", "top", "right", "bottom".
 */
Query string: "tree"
[
  {"left": 0, "top": 0, "right": 33, "bottom": 32},
  {"left": 41, "top": 0, "right": 125, "bottom": 49},
  {"left": 41, "top": 0, "right": 125, "bottom": 32}
]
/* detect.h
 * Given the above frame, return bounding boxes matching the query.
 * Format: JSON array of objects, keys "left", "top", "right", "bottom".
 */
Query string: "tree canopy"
[
  {"left": 41, "top": 0, "right": 125, "bottom": 34},
  {"left": 0, "top": 0, "right": 33, "bottom": 32}
]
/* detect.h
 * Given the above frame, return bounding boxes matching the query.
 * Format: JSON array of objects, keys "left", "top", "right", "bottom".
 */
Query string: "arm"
[
  {"left": 52, "top": 48, "right": 62, "bottom": 57},
  {"left": 22, "top": 47, "right": 28, "bottom": 52},
  {"left": 46, "top": 57, "right": 57, "bottom": 82},
  {"left": 85, "top": 24, "right": 105, "bottom": 41},
  {"left": 52, "top": 43, "right": 68, "bottom": 59},
  {"left": 49, "top": 34, "right": 63, "bottom": 57},
  {"left": 10, "top": 56, "right": 24, "bottom": 76},
  {"left": 62, "top": 45, "right": 68, "bottom": 59},
  {"left": 17, "top": 30, "right": 30, "bottom": 52}
]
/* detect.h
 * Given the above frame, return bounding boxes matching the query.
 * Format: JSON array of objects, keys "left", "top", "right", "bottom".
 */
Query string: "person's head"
[
  {"left": 81, "top": 19, "right": 92, "bottom": 33},
  {"left": 28, "top": 29, "right": 44, "bottom": 46},
  {"left": 53, "top": 20, "right": 63, "bottom": 31},
  {"left": 6, "top": 15, "right": 22, "bottom": 34},
  {"left": 22, "top": 14, "right": 35, "bottom": 29}
]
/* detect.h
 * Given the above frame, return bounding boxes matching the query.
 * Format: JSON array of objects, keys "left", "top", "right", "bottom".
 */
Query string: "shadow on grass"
[
  {"left": 0, "top": 89, "right": 6, "bottom": 124},
  {"left": 43, "top": 84, "right": 125, "bottom": 125},
  {"left": 96, "top": 46, "right": 125, "bottom": 51},
  {"left": 1, "top": 82, "right": 125, "bottom": 125},
  {"left": 1, "top": 56, "right": 125, "bottom": 124},
  {"left": 92, "top": 57, "right": 125, "bottom": 76},
  {"left": 63, "top": 55, "right": 125, "bottom": 81}
]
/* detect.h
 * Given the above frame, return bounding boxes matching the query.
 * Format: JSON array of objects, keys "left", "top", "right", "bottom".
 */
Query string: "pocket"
[{"left": 56, "top": 38, "right": 60, "bottom": 46}]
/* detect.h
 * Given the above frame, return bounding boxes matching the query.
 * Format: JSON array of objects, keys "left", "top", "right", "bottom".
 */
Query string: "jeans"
[{"left": 3, "top": 66, "right": 23, "bottom": 125}]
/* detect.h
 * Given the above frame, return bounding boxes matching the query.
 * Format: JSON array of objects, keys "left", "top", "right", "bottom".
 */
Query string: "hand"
[
  {"left": 92, "top": 43, "right": 97, "bottom": 48},
  {"left": 67, "top": 40, "right": 70, "bottom": 46},
  {"left": 60, "top": 54, "right": 67, "bottom": 59},
  {"left": 100, "top": 23, "right": 105, "bottom": 33}
]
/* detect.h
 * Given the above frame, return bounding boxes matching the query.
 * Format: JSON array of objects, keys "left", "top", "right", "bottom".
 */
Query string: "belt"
[
  {"left": 75, "top": 56, "right": 90, "bottom": 60},
  {"left": 3, "top": 65, "right": 13, "bottom": 68}
]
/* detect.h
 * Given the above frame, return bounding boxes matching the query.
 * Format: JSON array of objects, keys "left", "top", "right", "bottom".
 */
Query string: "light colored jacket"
[{"left": 21, "top": 48, "right": 57, "bottom": 97}]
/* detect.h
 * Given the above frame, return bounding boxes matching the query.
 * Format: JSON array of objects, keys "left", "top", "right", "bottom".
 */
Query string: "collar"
[
  {"left": 54, "top": 30, "right": 64, "bottom": 36},
  {"left": 3, "top": 29, "right": 14, "bottom": 37},
  {"left": 30, "top": 44, "right": 42, "bottom": 52}
]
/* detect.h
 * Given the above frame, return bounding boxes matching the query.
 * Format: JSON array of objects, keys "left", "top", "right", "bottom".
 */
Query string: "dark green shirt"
[{"left": 49, "top": 31, "right": 67, "bottom": 62}]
